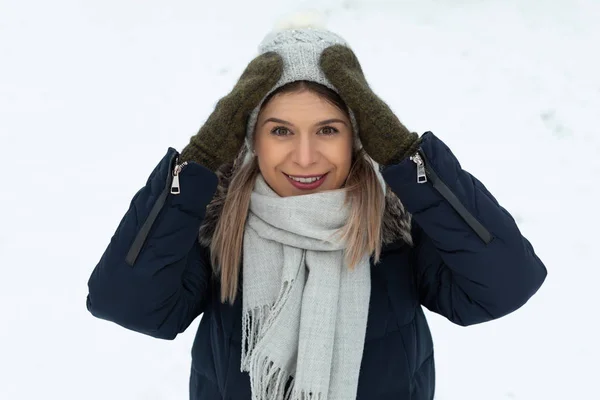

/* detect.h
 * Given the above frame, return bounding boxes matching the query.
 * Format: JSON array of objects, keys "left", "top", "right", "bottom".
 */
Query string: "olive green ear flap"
[
  {"left": 180, "top": 52, "right": 284, "bottom": 171},
  {"left": 320, "top": 45, "right": 420, "bottom": 166}
]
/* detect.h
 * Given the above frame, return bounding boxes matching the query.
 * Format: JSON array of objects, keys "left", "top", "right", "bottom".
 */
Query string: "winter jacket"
[{"left": 86, "top": 131, "right": 547, "bottom": 399}]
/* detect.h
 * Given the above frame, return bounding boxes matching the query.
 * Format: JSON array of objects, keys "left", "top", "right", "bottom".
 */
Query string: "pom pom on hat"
[
  {"left": 257, "top": 12, "right": 349, "bottom": 55},
  {"left": 272, "top": 10, "right": 328, "bottom": 31}
]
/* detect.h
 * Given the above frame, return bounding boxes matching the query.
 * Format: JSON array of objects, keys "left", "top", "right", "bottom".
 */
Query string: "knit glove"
[
  {"left": 179, "top": 52, "right": 283, "bottom": 171},
  {"left": 320, "top": 45, "right": 421, "bottom": 166}
]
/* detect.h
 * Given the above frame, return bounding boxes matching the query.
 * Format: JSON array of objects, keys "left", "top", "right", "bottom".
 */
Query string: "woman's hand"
[
  {"left": 180, "top": 51, "right": 283, "bottom": 171},
  {"left": 320, "top": 45, "right": 420, "bottom": 166}
]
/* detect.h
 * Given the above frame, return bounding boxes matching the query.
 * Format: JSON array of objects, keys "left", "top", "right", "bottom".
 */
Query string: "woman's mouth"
[{"left": 284, "top": 173, "right": 328, "bottom": 190}]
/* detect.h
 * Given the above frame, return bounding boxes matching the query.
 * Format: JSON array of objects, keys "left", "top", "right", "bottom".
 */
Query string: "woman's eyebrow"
[
  {"left": 262, "top": 117, "right": 294, "bottom": 126},
  {"left": 262, "top": 117, "right": 348, "bottom": 127},
  {"left": 315, "top": 118, "right": 348, "bottom": 127}
]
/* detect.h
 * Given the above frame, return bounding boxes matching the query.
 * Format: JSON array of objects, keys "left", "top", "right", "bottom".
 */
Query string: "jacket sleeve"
[
  {"left": 86, "top": 148, "right": 219, "bottom": 339},
  {"left": 381, "top": 132, "right": 547, "bottom": 326}
]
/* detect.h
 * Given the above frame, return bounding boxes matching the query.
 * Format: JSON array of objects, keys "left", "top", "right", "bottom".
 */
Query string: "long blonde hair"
[{"left": 211, "top": 81, "right": 386, "bottom": 303}]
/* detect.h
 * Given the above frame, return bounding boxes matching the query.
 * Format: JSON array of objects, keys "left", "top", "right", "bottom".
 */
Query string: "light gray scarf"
[{"left": 241, "top": 174, "right": 371, "bottom": 400}]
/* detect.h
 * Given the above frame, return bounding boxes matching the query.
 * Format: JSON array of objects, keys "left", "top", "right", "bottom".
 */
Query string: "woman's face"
[{"left": 254, "top": 90, "right": 353, "bottom": 197}]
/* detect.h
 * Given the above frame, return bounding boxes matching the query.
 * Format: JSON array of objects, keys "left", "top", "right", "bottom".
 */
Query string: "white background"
[{"left": 1, "top": 0, "right": 598, "bottom": 398}]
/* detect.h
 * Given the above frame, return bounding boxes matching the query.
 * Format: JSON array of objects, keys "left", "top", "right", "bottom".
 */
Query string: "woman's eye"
[
  {"left": 271, "top": 126, "right": 290, "bottom": 136},
  {"left": 319, "top": 126, "right": 339, "bottom": 135}
]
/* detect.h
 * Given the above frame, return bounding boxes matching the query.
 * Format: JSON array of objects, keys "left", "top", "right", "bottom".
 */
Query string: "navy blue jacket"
[{"left": 87, "top": 132, "right": 547, "bottom": 399}]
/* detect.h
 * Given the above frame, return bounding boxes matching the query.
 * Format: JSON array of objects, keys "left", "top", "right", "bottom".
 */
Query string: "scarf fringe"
[
  {"left": 241, "top": 305, "right": 270, "bottom": 371},
  {"left": 250, "top": 356, "right": 293, "bottom": 400},
  {"left": 242, "top": 281, "right": 294, "bottom": 370},
  {"left": 243, "top": 280, "right": 308, "bottom": 400},
  {"left": 248, "top": 355, "right": 325, "bottom": 400}
]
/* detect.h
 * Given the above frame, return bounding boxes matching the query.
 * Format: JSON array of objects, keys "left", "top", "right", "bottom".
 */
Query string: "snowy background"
[{"left": 1, "top": 0, "right": 598, "bottom": 398}]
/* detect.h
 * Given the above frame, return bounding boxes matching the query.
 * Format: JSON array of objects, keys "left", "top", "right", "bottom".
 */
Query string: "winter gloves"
[
  {"left": 179, "top": 52, "right": 284, "bottom": 171},
  {"left": 320, "top": 45, "right": 421, "bottom": 166},
  {"left": 180, "top": 43, "right": 417, "bottom": 170}
]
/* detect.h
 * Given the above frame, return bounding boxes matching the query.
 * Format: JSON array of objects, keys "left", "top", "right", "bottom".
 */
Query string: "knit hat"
[{"left": 244, "top": 27, "right": 361, "bottom": 153}]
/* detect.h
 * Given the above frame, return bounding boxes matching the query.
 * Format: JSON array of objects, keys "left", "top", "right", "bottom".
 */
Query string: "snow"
[{"left": 1, "top": 0, "right": 598, "bottom": 398}]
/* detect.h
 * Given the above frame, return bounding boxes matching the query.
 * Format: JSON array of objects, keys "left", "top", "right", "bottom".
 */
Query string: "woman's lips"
[{"left": 284, "top": 172, "right": 328, "bottom": 190}]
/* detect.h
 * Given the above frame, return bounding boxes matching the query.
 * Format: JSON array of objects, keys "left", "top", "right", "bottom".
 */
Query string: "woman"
[{"left": 87, "top": 27, "right": 547, "bottom": 400}]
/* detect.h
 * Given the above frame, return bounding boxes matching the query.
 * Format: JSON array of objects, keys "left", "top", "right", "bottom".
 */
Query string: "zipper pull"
[
  {"left": 410, "top": 152, "right": 428, "bottom": 184},
  {"left": 170, "top": 160, "right": 188, "bottom": 195}
]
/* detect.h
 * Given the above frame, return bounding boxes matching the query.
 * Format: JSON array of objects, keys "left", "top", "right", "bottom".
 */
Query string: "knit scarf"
[{"left": 241, "top": 174, "right": 371, "bottom": 400}]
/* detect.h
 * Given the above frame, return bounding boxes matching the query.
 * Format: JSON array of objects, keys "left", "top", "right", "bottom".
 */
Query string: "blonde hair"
[{"left": 210, "top": 81, "right": 386, "bottom": 303}]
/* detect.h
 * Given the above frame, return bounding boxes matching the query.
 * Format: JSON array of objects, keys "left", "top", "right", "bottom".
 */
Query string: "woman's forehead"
[{"left": 259, "top": 91, "right": 348, "bottom": 119}]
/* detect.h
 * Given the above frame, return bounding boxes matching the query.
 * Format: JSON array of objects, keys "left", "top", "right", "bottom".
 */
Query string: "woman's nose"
[{"left": 291, "top": 135, "right": 319, "bottom": 168}]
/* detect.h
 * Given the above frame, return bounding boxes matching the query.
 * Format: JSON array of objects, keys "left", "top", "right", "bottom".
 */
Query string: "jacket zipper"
[
  {"left": 125, "top": 154, "right": 188, "bottom": 266},
  {"left": 410, "top": 151, "right": 494, "bottom": 244},
  {"left": 170, "top": 161, "right": 188, "bottom": 195}
]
